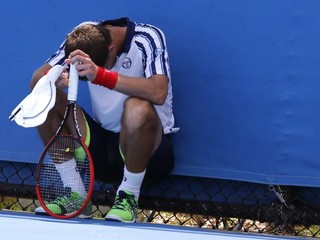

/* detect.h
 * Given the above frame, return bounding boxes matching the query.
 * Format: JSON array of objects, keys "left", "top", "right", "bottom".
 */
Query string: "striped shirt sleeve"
[
  {"left": 45, "top": 40, "right": 67, "bottom": 66},
  {"left": 135, "top": 24, "right": 170, "bottom": 78}
]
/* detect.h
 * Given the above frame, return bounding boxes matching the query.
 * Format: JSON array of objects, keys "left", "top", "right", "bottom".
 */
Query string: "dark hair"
[{"left": 65, "top": 24, "right": 112, "bottom": 67}]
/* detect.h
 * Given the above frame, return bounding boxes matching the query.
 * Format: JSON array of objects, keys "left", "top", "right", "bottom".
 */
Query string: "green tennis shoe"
[
  {"left": 105, "top": 190, "right": 138, "bottom": 223},
  {"left": 35, "top": 192, "right": 92, "bottom": 219}
]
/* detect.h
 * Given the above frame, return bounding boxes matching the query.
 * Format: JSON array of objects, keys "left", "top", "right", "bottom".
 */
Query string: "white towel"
[{"left": 9, "top": 65, "right": 64, "bottom": 128}]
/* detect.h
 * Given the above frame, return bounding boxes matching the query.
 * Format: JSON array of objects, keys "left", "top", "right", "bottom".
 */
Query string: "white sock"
[
  {"left": 55, "top": 158, "right": 86, "bottom": 198},
  {"left": 117, "top": 166, "right": 146, "bottom": 201}
]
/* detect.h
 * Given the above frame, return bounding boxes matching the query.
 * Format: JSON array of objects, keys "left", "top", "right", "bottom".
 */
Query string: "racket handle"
[{"left": 68, "top": 63, "right": 79, "bottom": 102}]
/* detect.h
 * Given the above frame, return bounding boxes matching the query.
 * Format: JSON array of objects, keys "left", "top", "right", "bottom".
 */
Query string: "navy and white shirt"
[{"left": 46, "top": 18, "right": 177, "bottom": 134}]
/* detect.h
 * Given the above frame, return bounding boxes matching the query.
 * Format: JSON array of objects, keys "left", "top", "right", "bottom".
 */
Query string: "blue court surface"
[{"left": 0, "top": 210, "right": 306, "bottom": 240}]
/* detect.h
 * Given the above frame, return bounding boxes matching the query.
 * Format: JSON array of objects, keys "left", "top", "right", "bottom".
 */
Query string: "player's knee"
[{"left": 122, "top": 98, "right": 157, "bottom": 130}]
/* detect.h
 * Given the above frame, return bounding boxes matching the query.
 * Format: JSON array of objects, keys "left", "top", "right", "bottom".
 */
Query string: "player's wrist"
[{"left": 91, "top": 66, "right": 118, "bottom": 89}]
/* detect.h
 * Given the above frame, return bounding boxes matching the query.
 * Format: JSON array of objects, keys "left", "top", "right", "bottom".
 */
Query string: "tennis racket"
[{"left": 35, "top": 63, "right": 94, "bottom": 219}]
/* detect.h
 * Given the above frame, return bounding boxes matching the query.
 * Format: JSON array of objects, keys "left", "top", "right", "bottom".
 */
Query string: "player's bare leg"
[
  {"left": 105, "top": 97, "right": 162, "bottom": 222},
  {"left": 120, "top": 97, "right": 162, "bottom": 173}
]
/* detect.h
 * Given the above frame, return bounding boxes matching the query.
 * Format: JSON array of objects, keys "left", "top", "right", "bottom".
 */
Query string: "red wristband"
[{"left": 92, "top": 67, "right": 118, "bottom": 89}]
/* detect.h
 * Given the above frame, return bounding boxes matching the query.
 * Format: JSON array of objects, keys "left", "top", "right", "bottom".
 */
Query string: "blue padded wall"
[{"left": 1, "top": 0, "right": 320, "bottom": 187}]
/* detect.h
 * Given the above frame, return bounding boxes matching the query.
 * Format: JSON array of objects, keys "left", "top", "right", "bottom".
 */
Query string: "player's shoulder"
[
  {"left": 134, "top": 22, "right": 163, "bottom": 33},
  {"left": 133, "top": 22, "right": 166, "bottom": 43}
]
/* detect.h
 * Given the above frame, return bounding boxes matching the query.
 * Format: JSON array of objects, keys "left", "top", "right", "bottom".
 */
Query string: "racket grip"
[{"left": 68, "top": 63, "right": 79, "bottom": 102}]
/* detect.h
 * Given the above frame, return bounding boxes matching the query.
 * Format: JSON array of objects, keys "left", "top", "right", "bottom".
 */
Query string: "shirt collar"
[{"left": 99, "top": 17, "right": 135, "bottom": 54}]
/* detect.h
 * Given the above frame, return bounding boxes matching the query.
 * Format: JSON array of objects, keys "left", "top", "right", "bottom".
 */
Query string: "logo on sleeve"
[
  {"left": 155, "top": 48, "right": 164, "bottom": 56},
  {"left": 122, "top": 57, "right": 132, "bottom": 69}
]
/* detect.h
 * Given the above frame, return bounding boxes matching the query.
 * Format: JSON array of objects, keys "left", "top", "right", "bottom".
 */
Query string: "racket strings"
[
  {"left": 38, "top": 136, "right": 91, "bottom": 214},
  {"left": 47, "top": 137, "right": 76, "bottom": 163}
]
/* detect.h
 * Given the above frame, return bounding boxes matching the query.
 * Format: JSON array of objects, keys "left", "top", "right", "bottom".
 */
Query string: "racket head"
[{"left": 35, "top": 134, "right": 94, "bottom": 219}]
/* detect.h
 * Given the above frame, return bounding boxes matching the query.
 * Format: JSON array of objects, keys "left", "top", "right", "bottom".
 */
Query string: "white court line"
[{"left": 0, "top": 211, "right": 304, "bottom": 240}]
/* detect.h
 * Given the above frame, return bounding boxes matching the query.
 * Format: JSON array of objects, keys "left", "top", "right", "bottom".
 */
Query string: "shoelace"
[
  {"left": 51, "top": 195, "right": 71, "bottom": 205},
  {"left": 50, "top": 193, "right": 84, "bottom": 212},
  {"left": 113, "top": 191, "right": 137, "bottom": 211}
]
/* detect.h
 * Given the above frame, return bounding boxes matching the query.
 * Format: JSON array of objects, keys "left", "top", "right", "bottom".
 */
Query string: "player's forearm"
[
  {"left": 114, "top": 74, "right": 168, "bottom": 105},
  {"left": 90, "top": 66, "right": 168, "bottom": 105}
]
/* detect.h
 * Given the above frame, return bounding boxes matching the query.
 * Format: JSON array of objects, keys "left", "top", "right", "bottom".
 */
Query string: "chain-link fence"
[{"left": 1, "top": 160, "right": 320, "bottom": 238}]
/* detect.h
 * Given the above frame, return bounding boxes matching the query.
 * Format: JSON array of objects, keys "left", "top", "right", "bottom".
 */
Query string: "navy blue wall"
[{"left": 1, "top": 0, "right": 320, "bottom": 187}]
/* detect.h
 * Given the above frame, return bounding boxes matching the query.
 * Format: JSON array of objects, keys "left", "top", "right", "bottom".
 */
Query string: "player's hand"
[
  {"left": 55, "top": 70, "right": 69, "bottom": 89},
  {"left": 65, "top": 49, "right": 99, "bottom": 82}
]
